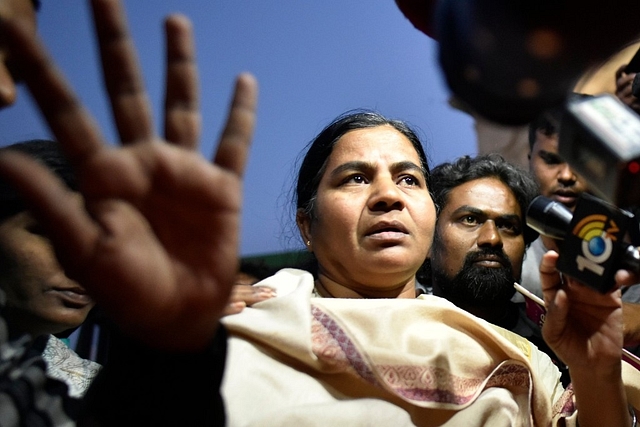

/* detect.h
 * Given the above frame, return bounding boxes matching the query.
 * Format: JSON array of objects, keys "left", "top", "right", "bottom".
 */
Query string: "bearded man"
[{"left": 424, "top": 154, "right": 574, "bottom": 383}]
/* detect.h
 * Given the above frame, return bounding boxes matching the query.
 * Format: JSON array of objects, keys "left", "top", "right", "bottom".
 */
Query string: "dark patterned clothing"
[
  {"left": 0, "top": 290, "right": 79, "bottom": 425},
  {"left": 0, "top": 288, "right": 227, "bottom": 426}
]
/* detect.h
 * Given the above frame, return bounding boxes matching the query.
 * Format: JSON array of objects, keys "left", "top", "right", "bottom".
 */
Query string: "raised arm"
[
  {"left": 0, "top": 0, "right": 258, "bottom": 352},
  {"left": 540, "top": 250, "right": 631, "bottom": 427}
]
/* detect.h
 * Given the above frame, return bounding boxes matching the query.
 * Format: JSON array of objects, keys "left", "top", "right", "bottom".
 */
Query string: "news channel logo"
[{"left": 572, "top": 214, "right": 619, "bottom": 276}]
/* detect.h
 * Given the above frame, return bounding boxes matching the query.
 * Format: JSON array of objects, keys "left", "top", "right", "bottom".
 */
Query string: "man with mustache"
[
  {"left": 428, "top": 154, "right": 537, "bottom": 330},
  {"left": 425, "top": 154, "right": 574, "bottom": 382},
  {"left": 519, "top": 99, "right": 591, "bottom": 301}
]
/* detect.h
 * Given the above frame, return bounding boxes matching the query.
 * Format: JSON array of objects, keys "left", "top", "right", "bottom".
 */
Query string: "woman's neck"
[{"left": 314, "top": 274, "right": 417, "bottom": 299}]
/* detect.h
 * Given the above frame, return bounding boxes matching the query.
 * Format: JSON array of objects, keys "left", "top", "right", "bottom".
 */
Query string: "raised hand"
[
  {"left": 0, "top": 0, "right": 258, "bottom": 351},
  {"left": 540, "top": 251, "right": 624, "bottom": 367},
  {"left": 540, "top": 250, "right": 630, "bottom": 427}
]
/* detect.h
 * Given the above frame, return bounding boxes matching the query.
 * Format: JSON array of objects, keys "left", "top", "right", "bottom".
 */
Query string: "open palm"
[{"left": 0, "top": 0, "right": 258, "bottom": 351}]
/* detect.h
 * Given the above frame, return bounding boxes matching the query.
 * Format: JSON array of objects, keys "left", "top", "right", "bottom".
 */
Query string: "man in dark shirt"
[{"left": 427, "top": 154, "right": 570, "bottom": 384}]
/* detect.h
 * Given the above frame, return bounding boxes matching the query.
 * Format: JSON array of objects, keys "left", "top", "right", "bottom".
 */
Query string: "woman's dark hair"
[
  {"left": 430, "top": 153, "right": 540, "bottom": 246},
  {"left": 295, "top": 110, "right": 430, "bottom": 220},
  {"left": 0, "top": 139, "right": 76, "bottom": 221}
]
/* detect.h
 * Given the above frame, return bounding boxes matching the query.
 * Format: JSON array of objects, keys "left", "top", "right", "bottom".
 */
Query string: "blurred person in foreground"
[{"left": 0, "top": 139, "right": 101, "bottom": 397}]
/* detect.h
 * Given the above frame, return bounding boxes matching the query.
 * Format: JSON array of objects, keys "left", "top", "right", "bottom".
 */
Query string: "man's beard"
[{"left": 432, "top": 247, "right": 517, "bottom": 308}]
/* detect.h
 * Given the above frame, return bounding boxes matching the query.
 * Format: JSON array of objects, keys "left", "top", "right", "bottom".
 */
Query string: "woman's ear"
[{"left": 296, "top": 209, "right": 313, "bottom": 251}]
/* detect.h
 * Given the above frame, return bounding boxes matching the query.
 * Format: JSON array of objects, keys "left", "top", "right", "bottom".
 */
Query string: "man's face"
[
  {"left": 0, "top": 0, "right": 37, "bottom": 108},
  {"left": 529, "top": 131, "right": 588, "bottom": 211},
  {"left": 430, "top": 177, "right": 525, "bottom": 306}
]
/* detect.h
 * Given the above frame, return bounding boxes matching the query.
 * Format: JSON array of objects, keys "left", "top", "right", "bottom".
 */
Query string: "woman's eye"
[{"left": 399, "top": 175, "right": 419, "bottom": 186}]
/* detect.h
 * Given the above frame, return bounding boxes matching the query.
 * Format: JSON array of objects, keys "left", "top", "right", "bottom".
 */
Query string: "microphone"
[{"left": 527, "top": 194, "right": 640, "bottom": 292}]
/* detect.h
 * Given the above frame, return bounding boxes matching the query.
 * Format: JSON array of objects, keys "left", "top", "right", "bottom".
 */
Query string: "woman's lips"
[
  {"left": 367, "top": 230, "right": 408, "bottom": 241},
  {"left": 365, "top": 221, "right": 409, "bottom": 244}
]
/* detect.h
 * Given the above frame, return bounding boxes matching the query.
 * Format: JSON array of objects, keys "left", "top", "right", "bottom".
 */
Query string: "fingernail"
[{"left": 255, "top": 286, "right": 276, "bottom": 297}]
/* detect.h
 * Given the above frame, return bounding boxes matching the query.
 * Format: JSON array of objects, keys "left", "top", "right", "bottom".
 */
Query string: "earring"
[{"left": 306, "top": 240, "right": 311, "bottom": 246}]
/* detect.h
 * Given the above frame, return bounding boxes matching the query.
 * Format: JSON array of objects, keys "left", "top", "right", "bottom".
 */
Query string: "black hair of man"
[
  {"left": 430, "top": 153, "right": 539, "bottom": 246},
  {"left": 527, "top": 93, "right": 593, "bottom": 150},
  {"left": 0, "top": 139, "right": 76, "bottom": 221}
]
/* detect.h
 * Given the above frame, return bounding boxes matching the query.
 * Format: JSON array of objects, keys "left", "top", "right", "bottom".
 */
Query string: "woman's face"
[
  {"left": 0, "top": 209, "right": 94, "bottom": 337},
  {"left": 298, "top": 125, "right": 435, "bottom": 292}
]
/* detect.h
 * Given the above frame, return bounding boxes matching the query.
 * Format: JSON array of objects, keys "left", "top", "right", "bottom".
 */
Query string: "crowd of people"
[{"left": 1, "top": 0, "right": 640, "bottom": 426}]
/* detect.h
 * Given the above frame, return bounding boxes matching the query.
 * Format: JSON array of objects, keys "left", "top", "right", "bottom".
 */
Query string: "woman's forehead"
[{"left": 328, "top": 126, "right": 421, "bottom": 164}]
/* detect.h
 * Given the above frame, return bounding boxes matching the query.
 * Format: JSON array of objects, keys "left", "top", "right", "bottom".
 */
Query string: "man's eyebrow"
[
  {"left": 450, "top": 205, "right": 521, "bottom": 223},
  {"left": 451, "top": 205, "right": 485, "bottom": 217},
  {"left": 538, "top": 149, "right": 565, "bottom": 161}
]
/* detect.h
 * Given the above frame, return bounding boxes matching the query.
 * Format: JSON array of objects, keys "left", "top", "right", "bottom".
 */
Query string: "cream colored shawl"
[{"left": 222, "top": 269, "right": 640, "bottom": 426}]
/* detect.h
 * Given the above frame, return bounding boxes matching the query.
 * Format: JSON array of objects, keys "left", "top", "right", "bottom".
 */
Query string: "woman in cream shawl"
[{"left": 222, "top": 111, "right": 637, "bottom": 427}]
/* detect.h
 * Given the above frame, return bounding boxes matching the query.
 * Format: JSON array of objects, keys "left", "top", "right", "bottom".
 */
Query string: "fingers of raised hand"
[
  {"left": 1, "top": 19, "right": 104, "bottom": 165},
  {"left": 91, "top": 0, "right": 154, "bottom": 143},
  {"left": 213, "top": 73, "right": 258, "bottom": 176},
  {"left": 540, "top": 250, "right": 561, "bottom": 292},
  {"left": 164, "top": 15, "right": 201, "bottom": 149}
]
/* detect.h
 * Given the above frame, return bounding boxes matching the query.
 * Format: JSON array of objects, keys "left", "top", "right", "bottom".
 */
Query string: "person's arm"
[
  {"left": 78, "top": 325, "right": 228, "bottom": 426},
  {"left": 0, "top": 0, "right": 258, "bottom": 422},
  {"left": 540, "top": 251, "right": 631, "bottom": 427}
]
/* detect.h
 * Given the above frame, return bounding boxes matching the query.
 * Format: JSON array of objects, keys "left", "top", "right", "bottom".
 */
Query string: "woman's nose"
[{"left": 369, "top": 179, "right": 404, "bottom": 211}]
